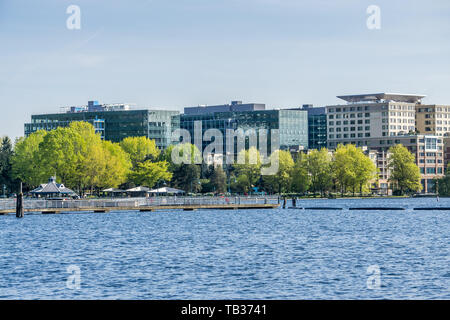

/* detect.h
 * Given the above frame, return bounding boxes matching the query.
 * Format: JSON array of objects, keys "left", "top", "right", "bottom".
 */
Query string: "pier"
[{"left": 0, "top": 197, "right": 279, "bottom": 215}]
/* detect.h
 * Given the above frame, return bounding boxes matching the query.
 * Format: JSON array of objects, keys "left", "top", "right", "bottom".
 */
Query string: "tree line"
[{"left": 0, "top": 121, "right": 423, "bottom": 196}]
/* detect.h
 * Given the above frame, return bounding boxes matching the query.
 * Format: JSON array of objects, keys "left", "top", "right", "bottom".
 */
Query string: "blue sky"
[{"left": 1, "top": 0, "right": 450, "bottom": 139}]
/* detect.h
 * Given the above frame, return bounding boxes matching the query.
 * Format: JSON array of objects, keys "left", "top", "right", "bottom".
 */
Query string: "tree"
[
  {"left": 120, "top": 136, "right": 160, "bottom": 166},
  {"left": 305, "top": 148, "right": 333, "bottom": 197},
  {"left": 262, "top": 150, "right": 294, "bottom": 194},
  {"left": 97, "top": 140, "right": 132, "bottom": 189},
  {"left": 436, "top": 167, "right": 450, "bottom": 196},
  {"left": 128, "top": 160, "right": 172, "bottom": 188},
  {"left": 13, "top": 122, "right": 133, "bottom": 195},
  {"left": 12, "top": 131, "right": 48, "bottom": 188},
  {"left": 333, "top": 144, "right": 377, "bottom": 196},
  {"left": 172, "top": 164, "right": 201, "bottom": 193},
  {"left": 162, "top": 143, "right": 202, "bottom": 192},
  {"left": 210, "top": 165, "right": 227, "bottom": 194},
  {"left": 291, "top": 153, "right": 310, "bottom": 194},
  {"left": 388, "top": 144, "right": 422, "bottom": 195},
  {"left": 0, "top": 136, "right": 15, "bottom": 193},
  {"left": 232, "top": 147, "right": 261, "bottom": 192}
]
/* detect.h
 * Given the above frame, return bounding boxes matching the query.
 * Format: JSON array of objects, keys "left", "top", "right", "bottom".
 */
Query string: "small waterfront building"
[
  {"left": 126, "top": 186, "right": 150, "bottom": 197},
  {"left": 30, "top": 177, "right": 77, "bottom": 198},
  {"left": 148, "top": 187, "right": 185, "bottom": 195}
]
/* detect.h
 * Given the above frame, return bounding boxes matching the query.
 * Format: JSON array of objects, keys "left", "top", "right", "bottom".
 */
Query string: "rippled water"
[{"left": 0, "top": 197, "right": 449, "bottom": 299}]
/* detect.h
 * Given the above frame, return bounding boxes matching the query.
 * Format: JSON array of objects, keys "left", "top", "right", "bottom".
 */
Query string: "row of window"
[
  {"left": 329, "top": 133, "right": 371, "bottom": 139},
  {"left": 328, "top": 120, "right": 370, "bottom": 126},
  {"left": 330, "top": 127, "right": 370, "bottom": 132}
]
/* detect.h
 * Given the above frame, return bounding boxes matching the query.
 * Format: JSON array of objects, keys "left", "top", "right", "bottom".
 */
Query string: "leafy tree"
[
  {"left": 13, "top": 122, "right": 133, "bottom": 195},
  {"left": 97, "top": 140, "right": 132, "bottom": 190},
  {"left": 436, "top": 167, "right": 450, "bottom": 196},
  {"left": 232, "top": 147, "right": 261, "bottom": 192},
  {"left": 210, "top": 165, "right": 227, "bottom": 194},
  {"left": 388, "top": 144, "right": 422, "bottom": 194},
  {"left": 262, "top": 150, "right": 294, "bottom": 194},
  {"left": 120, "top": 136, "right": 160, "bottom": 166},
  {"left": 12, "top": 130, "right": 48, "bottom": 188},
  {"left": 128, "top": 160, "right": 172, "bottom": 188},
  {"left": 172, "top": 164, "right": 201, "bottom": 193},
  {"left": 332, "top": 144, "right": 376, "bottom": 196},
  {"left": 291, "top": 153, "right": 310, "bottom": 194},
  {"left": 0, "top": 136, "right": 15, "bottom": 192},
  {"left": 305, "top": 148, "right": 333, "bottom": 197},
  {"left": 232, "top": 174, "right": 250, "bottom": 194}
]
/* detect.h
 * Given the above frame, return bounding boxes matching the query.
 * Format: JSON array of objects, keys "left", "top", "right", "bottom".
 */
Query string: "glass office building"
[
  {"left": 298, "top": 105, "right": 327, "bottom": 150},
  {"left": 180, "top": 108, "right": 308, "bottom": 158},
  {"left": 24, "top": 101, "right": 180, "bottom": 150}
]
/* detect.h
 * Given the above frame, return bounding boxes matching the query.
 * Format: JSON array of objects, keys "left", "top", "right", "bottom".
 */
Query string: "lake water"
[{"left": 0, "top": 197, "right": 449, "bottom": 299}]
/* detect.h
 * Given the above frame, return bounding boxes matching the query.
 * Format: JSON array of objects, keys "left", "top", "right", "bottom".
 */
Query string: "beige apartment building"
[
  {"left": 325, "top": 94, "right": 444, "bottom": 193},
  {"left": 326, "top": 93, "right": 423, "bottom": 149},
  {"left": 362, "top": 135, "right": 444, "bottom": 194},
  {"left": 416, "top": 104, "right": 450, "bottom": 136}
]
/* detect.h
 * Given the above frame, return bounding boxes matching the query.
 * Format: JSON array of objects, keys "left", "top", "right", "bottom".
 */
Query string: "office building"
[
  {"left": 24, "top": 101, "right": 180, "bottom": 149},
  {"left": 326, "top": 93, "right": 423, "bottom": 149},
  {"left": 180, "top": 101, "right": 309, "bottom": 160},
  {"left": 296, "top": 104, "right": 327, "bottom": 150}
]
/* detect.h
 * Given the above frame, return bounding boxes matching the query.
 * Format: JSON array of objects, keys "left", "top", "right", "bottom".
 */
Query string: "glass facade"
[
  {"left": 24, "top": 110, "right": 180, "bottom": 149},
  {"left": 308, "top": 114, "right": 327, "bottom": 150},
  {"left": 180, "top": 109, "right": 308, "bottom": 157}
]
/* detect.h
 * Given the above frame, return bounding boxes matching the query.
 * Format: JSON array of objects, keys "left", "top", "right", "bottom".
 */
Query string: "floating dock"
[{"left": 0, "top": 203, "right": 279, "bottom": 215}]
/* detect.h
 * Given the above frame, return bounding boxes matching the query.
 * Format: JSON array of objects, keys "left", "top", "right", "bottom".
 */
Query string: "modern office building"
[
  {"left": 415, "top": 104, "right": 450, "bottom": 136},
  {"left": 184, "top": 101, "right": 265, "bottom": 115},
  {"left": 296, "top": 104, "right": 327, "bottom": 150},
  {"left": 326, "top": 93, "right": 423, "bottom": 149},
  {"left": 363, "top": 135, "right": 444, "bottom": 193},
  {"left": 24, "top": 101, "right": 180, "bottom": 149},
  {"left": 180, "top": 101, "right": 309, "bottom": 161}
]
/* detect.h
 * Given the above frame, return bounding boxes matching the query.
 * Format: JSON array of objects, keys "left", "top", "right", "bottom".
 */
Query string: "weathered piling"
[
  {"left": 292, "top": 197, "right": 297, "bottom": 208},
  {"left": 283, "top": 197, "right": 287, "bottom": 209},
  {"left": 16, "top": 182, "right": 24, "bottom": 218}
]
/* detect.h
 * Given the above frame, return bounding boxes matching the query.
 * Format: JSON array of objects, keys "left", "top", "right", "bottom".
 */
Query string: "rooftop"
[{"left": 337, "top": 93, "right": 426, "bottom": 104}]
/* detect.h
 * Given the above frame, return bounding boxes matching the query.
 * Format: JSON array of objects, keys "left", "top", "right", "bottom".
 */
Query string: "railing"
[{"left": 0, "top": 196, "right": 280, "bottom": 211}]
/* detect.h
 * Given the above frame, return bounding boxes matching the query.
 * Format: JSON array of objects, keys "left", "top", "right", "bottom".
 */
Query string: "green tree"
[
  {"left": 13, "top": 122, "right": 133, "bottom": 195},
  {"left": 232, "top": 147, "right": 261, "bottom": 192},
  {"left": 291, "top": 153, "right": 310, "bottom": 194},
  {"left": 0, "top": 136, "right": 15, "bottom": 192},
  {"left": 12, "top": 130, "right": 48, "bottom": 188},
  {"left": 120, "top": 136, "right": 160, "bottom": 166},
  {"left": 97, "top": 140, "right": 132, "bottom": 190},
  {"left": 305, "top": 148, "right": 333, "bottom": 197},
  {"left": 332, "top": 144, "right": 376, "bottom": 196},
  {"left": 172, "top": 164, "right": 201, "bottom": 193},
  {"left": 388, "top": 144, "right": 422, "bottom": 194},
  {"left": 128, "top": 160, "right": 172, "bottom": 188},
  {"left": 210, "top": 165, "right": 227, "bottom": 194},
  {"left": 262, "top": 150, "right": 294, "bottom": 194}
]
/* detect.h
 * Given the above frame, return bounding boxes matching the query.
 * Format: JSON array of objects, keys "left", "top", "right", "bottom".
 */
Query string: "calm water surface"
[{"left": 0, "top": 198, "right": 449, "bottom": 299}]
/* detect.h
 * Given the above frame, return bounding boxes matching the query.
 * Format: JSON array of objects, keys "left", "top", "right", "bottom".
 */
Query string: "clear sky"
[{"left": 1, "top": 0, "right": 449, "bottom": 140}]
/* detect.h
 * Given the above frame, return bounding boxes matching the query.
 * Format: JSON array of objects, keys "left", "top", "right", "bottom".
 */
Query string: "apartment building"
[
  {"left": 363, "top": 135, "right": 444, "bottom": 193},
  {"left": 326, "top": 93, "right": 423, "bottom": 149},
  {"left": 416, "top": 104, "right": 450, "bottom": 136}
]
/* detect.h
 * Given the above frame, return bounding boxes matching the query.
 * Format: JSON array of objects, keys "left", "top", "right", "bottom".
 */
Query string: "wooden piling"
[{"left": 16, "top": 182, "right": 24, "bottom": 218}]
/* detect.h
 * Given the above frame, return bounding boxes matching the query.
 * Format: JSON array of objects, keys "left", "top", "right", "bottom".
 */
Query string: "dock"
[{"left": 0, "top": 197, "right": 280, "bottom": 215}]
